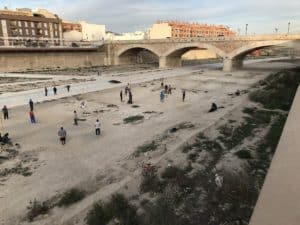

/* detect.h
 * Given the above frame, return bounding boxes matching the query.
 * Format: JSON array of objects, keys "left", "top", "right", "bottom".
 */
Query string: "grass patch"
[
  {"left": 123, "top": 115, "right": 144, "bottom": 124},
  {"left": 249, "top": 68, "right": 300, "bottom": 111},
  {"left": 218, "top": 109, "right": 274, "bottom": 150},
  {"left": 58, "top": 188, "right": 85, "bottom": 207},
  {"left": 85, "top": 194, "right": 138, "bottom": 225},
  {"left": 140, "top": 165, "right": 162, "bottom": 193},
  {"left": 134, "top": 141, "right": 158, "bottom": 157},
  {"left": 26, "top": 200, "right": 50, "bottom": 222},
  {"left": 0, "top": 163, "right": 31, "bottom": 177}
]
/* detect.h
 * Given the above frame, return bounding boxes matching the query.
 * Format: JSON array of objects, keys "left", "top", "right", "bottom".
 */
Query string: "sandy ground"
[{"left": 0, "top": 60, "right": 298, "bottom": 225}]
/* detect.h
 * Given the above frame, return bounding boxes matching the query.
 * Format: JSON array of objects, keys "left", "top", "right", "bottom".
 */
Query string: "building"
[
  {"left": 79, "top": 21, "right": 106, "bottom": 41},
  {"left": 106, "top": 31, "right": 147, "bottom": 41},
  {"left": 0, "top": 8, "right": 63, "bottom": 47},
  {"left": 62, "top": 21, "right": 83, "bottom": 42},
  {"left": 149, "top": 21, "right": 235, "bottom": 39}
]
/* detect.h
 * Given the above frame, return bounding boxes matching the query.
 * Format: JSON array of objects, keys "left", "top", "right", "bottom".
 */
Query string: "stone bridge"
[{"left": 103, "top": 34, "right": 300, "bottom": 71}]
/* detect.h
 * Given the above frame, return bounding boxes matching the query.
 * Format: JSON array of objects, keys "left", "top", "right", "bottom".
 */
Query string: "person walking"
[
  {"left": 58, "top": 127, "right": 67, "bottom": 145},
  {"left": 2, "top": 105, "right": 8, "bottom": 120},
  {"left": 95, "top": 119, "right": 101, "bottom": 136},
  {"left": 128, "top": 90, "right": 133, "bottom": 104},
  {"left": 182, "top": 90, "right": 186, "bottom": 102},
  {"left": 125, "top": 84, "right": 129, "bottom": 96},
  {"left": 160, "top": 90, "right": 165, "bottom": 102},
  {"left": 29, "top": 99, "right": 34, "bottom": 111},
  {"left": 73, "top": 110, "right": 78, "bottom": 125},
  {"left": 120, "top": 90, "right": 123, "bottom": 102},
  {"left": 66, "top": 85, "right": 71, "bottom": 92},
  {"left": 53, "top": 86, "right": 57, "bottom": 95},
  {"left": 29, "top": 110, "right": 36, "bottom": 123},
  {"left": 44, "top": 87, "right": 48, "bottom": 96},
  {"left": 168, "top": 85, "right": 172, "bottom": 94}
]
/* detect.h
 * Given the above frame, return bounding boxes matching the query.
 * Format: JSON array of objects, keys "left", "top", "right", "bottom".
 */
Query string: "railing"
[
  {"left": 0, "top": 37, "right": 104, "bottom": 48},
  {"left": 105, "top": 34, "right": 300, "bottom": 44}
]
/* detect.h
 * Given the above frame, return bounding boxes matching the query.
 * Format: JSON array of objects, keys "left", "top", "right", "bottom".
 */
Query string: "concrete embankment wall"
[
  {"left": 0, "top": 50, "right": 106, "bottom": 72},
  {"left": 249, "top": 86, "right": 300, "bottom": 225}
]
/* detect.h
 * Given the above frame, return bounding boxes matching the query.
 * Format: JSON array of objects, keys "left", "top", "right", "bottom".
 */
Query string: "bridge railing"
[
  {"left": 0, "top": 37, "right": 104, "bottom": 49},
  {"left": 104, "top": 34, "right": 300, "bottom": 44}
]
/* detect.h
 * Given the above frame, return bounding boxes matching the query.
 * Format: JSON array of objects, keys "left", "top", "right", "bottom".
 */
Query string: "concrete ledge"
[
  {"left": 0, "top": 47, "right": 99, "bottom": 53},
  {"left": 249, "top": 86, "right": 300, "bottom": 225}
]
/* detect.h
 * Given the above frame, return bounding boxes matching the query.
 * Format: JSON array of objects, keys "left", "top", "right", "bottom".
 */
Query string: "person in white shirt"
[{"left": 95, "top": 119, "right": 101, "bottom": 136}]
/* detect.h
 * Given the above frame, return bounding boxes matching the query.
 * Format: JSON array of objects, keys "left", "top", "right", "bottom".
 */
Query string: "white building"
[
  {"left": 106, "top": 31, "right": 147, "bottom": 41},
  {"left": 79, "top": 21, "right": 106, "bottom": 41}
]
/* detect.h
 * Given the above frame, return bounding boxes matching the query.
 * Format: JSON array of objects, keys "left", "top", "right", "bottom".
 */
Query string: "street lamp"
[
  {"left": 245, "top": 24, "right": 248, "bottom": 36},
  {"left": 288, "top": 22, "right": 291, "bottom": 34}
]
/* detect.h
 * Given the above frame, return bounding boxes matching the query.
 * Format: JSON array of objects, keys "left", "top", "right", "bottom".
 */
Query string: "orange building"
[
  {"left": 149, "top": 21, "right": 235, "bottom": 39},
  {"left": 62, "top": 22, "right": 82, "bottom": 33}
]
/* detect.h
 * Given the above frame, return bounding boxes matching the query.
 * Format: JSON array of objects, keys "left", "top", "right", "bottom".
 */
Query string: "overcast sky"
[{"left": 0, "top": 0, "right": 299, "bottom": 34}]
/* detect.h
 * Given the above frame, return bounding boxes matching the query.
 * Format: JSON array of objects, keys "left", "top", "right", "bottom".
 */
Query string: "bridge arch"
[
  {"left": 224, "top": 40, "right": 291, "bottom": 71},
  {"left": 160, "top": 43, "right": 227, "bottom": 68},
  {"left": 116, "top": 45, "right": 160, "bottom": 66}
]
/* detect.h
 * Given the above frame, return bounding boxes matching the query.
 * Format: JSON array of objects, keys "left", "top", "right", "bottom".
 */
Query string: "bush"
[
  {"left": 26, "top": 199, "right": 50, "bottom": 222},
  {"left": 58, "top": 188, "right": 85, "bottom": 207},
  {"left": 235, "top": 150, "right": 252, "bottom": 159},
  {"left": 85, "top": 202, "right": 111, "bottom": 225},
  {"left": 85, "top": 194, "right": 138, "bottom": 225},
  {"left": 249, "top": 69, "right": 300, "bottom": 110},
  {"left": 140, "top": 166, "right": 162, "bottom": 193},
  {"left": 123, "top": 115, "right": 144, "bottom": 124},
  {"left": 134, "top": 141, "right": 158, "bottom": 157}
]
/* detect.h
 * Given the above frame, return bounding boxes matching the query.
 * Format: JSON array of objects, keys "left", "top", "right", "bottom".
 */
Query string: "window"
[
  {"left": 45, "top": 30, "right": 48, "bottom": 36},
  {"left": 25, "top": 29, "right": 29, "bottom": 35},
  {"left": 44, "top": 23, "right": 47, "bottom": 28},
  {"left": 19, "top": 29, "right": 23, "bottom": 35},
  {"left": 24, "top": 21, "right": 28, "bottom": 27},
  {"left": 32, "top": 29, "right": 36, "bottom": 35},
  {"left": 54, "top": 31, "right": 58, "bottom": 37},
  {"left": 18, "top": 21, "right": 22, "bottom": 27},
  {"left": 31, "top": 22, "right": 34, "bottom": 27}
]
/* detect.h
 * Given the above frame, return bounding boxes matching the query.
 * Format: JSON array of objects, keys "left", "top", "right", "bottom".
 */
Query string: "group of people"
[
  {"left": 1, "top": 78, "right": 224, "bottom": 146},
  {"left": 120, "top": 83, "right": 133, "bottom": 104},
  {"left": 57, "top": 110, "right": 101, "bottom": 145},
  {"left": 159, "top": 81, "right": 186, "bottom": 102},
  {"left": 44, "top": 85, "right": 71, "bottom": 96}
]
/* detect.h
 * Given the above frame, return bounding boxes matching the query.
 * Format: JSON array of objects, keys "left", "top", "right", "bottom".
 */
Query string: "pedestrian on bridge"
[{"left": 44, "top": 87, "right": 48, "bottom": 96}]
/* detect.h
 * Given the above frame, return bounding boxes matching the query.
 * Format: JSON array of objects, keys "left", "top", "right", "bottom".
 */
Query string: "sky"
[{"left": 0, "top": 0, "right": 299, "bottom": 34}]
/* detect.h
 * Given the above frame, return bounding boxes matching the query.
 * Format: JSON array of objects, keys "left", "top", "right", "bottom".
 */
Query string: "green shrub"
[
  {"left": 134, "top": 141, "right": 158, "bottom": 157},
  {"left": 85, "top": 202, "right": 111, "bottom": 225},
  {"left": 26, "top": 200, "right": 50, "bottom": 222},
  {"left": 85, "top": 194, "right": 138, "bottom": 225},
  {"left": 58, "top": 188, "right": 85, "bottom": 207},
  {"left": 123, "top": 115, "right": 144, "bottom": 124}
]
